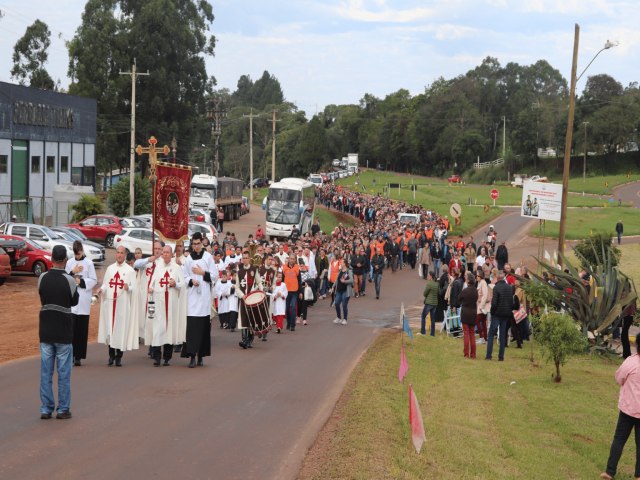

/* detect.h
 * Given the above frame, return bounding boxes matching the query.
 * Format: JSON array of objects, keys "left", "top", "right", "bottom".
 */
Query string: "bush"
[
  {"left": 533, "top": 312, "right": 588, "bottom": 383},
  {"left": 463, "top": 164, "right": 508, "bottom": 185},
  {"left": 71, "top": 194, "right": 105, "bottom": 222},
  {"left": 107, "top": 175, "right": 152, "bottom": 217},
  {"left": 573, "top": 232, "right": 620, "bottom": 269}
]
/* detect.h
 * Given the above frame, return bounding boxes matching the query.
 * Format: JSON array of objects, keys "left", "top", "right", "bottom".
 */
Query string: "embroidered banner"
[{"left": 154, "top": 162, "right": 191, "bottom": 242}]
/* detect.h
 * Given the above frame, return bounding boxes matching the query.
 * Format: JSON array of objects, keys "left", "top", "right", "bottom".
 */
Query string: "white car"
[
  {"left": 131, "top": 214, "right": 153, "bottom": 228},
  {"left": 189, "top": 222, "right": 218, "bottom": 240},
  {"left": 1, "top": 223, "right": 73, "bottom": 258},
  {"left": 115, "top": 228, "right": 190, "bottom": 256},
  {"left": 189, "top": 208, "right": 212, "bottom": 224},
  {"left": 50, "top": 227, "right": 106, "bottom": 263},
  {"left": 120, "top": 217, "right": 148, "bottom": 228}
]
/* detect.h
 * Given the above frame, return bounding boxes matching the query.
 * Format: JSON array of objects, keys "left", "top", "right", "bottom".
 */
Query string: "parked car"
[
  {"left": 67, "top": 215, "right": 123, "bottom": 248},
  {"left": 115, "top": 227, "right": 189, "bottom": 256},
  {"left": 50, "top": 227, "right": 105, "bottom": 263},
  {"left": 0, "top": 237, "right": 27, "bottom": 268},
  {"left": 189, "top": 208, "right": 212, "bottom": 224},
  {"left": 249, "top": 178, "right": 269, "bottom": 188},
  {"left": 0, "top": 223, "right": 73, "bottom": 257},
  {"left": 120, "top": 217, "right": 148, "bottom": 228},
  {"left": 0, "top": 246, "right": 11, "bottom": 285},
  {"left": 448, "top": 174, "right": 462, "bottom": 183},
  {"left": 132, "top": 214, "right": 153, "bottom": 227},
  {"left": 0, "top": 235, "right": 52, "bottom": 276},
  {"left": 189, "top": 222, "right": 218, "bottom": 239}
]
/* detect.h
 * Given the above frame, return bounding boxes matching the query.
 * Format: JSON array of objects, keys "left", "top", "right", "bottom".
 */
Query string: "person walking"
[
  {"left": 332, "top": 258, "right": 353, "bottom": 326},
  {"left": 420, "top": 271, "right": 439, "bottom": 336},
  {"left": 460, "top": 271, "right": 479, "bottom": 358},
  {"left": 65, "top": 240, "right": 97, "bottom": 366},
  {"left": 600, "top": 334, "right": 640, "bottom": 480},
  {"left": 485, "top": 271, "right": 514, "bottom": 361},
  {"left": 371, "top": 247, "right": 385, "bottom": 299},
  {"left": 38, "top": 245, "right": 79, "bottom": 419},
  {"left": 475, "top": 270, "right": 489, "bottom": 344},
  {"left": 282, "top": 255, "right": 301, "bottom": 332},
  {"left": 616, "top": 220, "right": 624, "bottom": 245},
  {"left": 217, "top": 207, "right": 225, "bottom": 232}
]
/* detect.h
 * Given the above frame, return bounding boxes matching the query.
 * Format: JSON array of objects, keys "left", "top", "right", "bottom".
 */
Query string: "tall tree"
[{"left": 11, "top": 19, "right": 55, "bottom": 89}]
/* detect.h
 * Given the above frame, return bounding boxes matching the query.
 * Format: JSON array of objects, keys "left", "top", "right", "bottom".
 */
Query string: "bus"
[{"left": 263, "top": 177, "right": 315, "bottom": 239}]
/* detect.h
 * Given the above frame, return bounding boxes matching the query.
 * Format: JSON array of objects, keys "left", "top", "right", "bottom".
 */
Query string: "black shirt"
[{"left": 38, "top": 268, "right": 79, "bottom": 344}]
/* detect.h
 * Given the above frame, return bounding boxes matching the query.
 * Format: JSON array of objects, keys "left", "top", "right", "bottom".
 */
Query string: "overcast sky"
[{"left": 0, "top": 0, "right": 638, "bottom": 115}]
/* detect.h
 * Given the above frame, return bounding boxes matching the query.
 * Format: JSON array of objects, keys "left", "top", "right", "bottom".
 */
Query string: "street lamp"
[
  {"left": 201, "top": 144, "right": 207, "bottom": 174},
  {"left": 558, "top": 27, "right": 618, "bottom": 265},
  {"left": 582, "top": 122, "right": 589, "bottom": 181}
]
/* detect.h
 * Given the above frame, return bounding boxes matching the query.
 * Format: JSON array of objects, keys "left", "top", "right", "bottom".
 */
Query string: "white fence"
[{"left": 473, "top": 158, "right": 504, "bottom": 169}]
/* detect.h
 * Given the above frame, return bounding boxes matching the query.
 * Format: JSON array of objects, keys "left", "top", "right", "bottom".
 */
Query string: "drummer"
[
  {"left": 259, "top": 253, "right": 277, "bottom": 342},
  {"left": 235, "top": 250, "right": 263, "bottom": 349}
]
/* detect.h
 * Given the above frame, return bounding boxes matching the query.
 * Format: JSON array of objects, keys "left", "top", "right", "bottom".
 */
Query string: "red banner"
[{"left": 154, "top": 162, "right": 191, "bottom": 243}]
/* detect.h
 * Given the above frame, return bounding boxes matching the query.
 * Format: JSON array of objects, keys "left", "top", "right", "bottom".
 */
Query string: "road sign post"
[{"left": 490, "top": 188, "right": 499, "bottom": 207}]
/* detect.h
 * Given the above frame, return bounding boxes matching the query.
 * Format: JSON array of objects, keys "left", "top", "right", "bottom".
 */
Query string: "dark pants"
[
  {"left": 297, "top": 296, "right": 308, "bottom": 320},
  {"left": 617, "top": 232, "right": 622, "bottom": 244},
  {"left": 605, "top": 410, "right": 640, "bottom": 478},
  {"left": 227, "top": 311, "right": 238, "bottom": 330},
  {"left": 72, "top": 314, "right": 89, "bottom": 360},
  {"left": 622, "top": 315, "right": 634, "bottom": 358},
  {"left": 151, "top": 344, "right": 173, "bottom": 361},
  {"left": 285, "top": 292, "right": 298, "bottom": 329},
  {"left": 373, "top": 272, "right": 382, "bottom": 297},
  {"left": 407, "top": 251, "right": 417, "bottom": 269},
  {"left": 108, "top": 347, "right": 123, "bottom": 359},
  {"left": 421, "top": 304, "right": 437, "bottom": 336},
  {"left": 486, "top": 315, "right": 509, "bottom": 360},
  {"left": 512, "top": 318, "right": 525, "bottom": 348},
  {"left": 218, "top": 220, "right": 224, "bottom": 232},
  {"left": 183, "top": 315, "right": 211, "bottom": 357},
  {"left": 475, "top": 313, "right": 488, "bottom": 341}
]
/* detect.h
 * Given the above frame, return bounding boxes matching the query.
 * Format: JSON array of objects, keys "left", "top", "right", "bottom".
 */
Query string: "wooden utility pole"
[
  {"left": 119, "top": 60, "right": 149, "bottom": 216},
  {"left": 270, "top": 109, "right": 280, "bottom": 183},
  {"left": 243, "top": 109, "right": 260, "bottom": 200}
]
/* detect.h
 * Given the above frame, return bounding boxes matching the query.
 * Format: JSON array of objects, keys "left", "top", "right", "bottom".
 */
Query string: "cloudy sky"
[{"left": 0, "top": 0, "right": 638, "bottom": 114}]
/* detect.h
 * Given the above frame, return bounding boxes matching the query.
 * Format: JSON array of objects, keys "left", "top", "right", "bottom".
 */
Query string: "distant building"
[{"left": 0, "top": 81, "right": 97, "bottom": 223}]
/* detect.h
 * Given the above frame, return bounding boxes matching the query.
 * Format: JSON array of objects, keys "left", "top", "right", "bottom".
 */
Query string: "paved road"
[
  {"left": 614, "top": 181, "right": 640, "bottom": 208},
  {"left": 0, "top": 246, "right": 423, "bottom": 480}
]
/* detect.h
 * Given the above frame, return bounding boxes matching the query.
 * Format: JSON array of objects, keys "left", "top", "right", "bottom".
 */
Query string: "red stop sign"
[{"left": 490, "top": 189, "right": 499, "bottom": 200}]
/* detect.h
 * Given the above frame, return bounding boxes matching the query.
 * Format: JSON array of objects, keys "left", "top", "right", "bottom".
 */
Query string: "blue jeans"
[
  {"left": 319, "top": 277, "right": 327, "bottom": 296},
  {"left": 40, "top": 343, "right": 73, "bottom": 414},
  {"left": 399, "top": 251, "right": 404, "bottom": 268},
  {"left": 373, "top": 273, "right": 382, "bottom": 297},
  {"left": 433, "top": 259, "right": 441, "bottom": 276},
  {"left": 285, "top": 292, "right": 298, "bottom": 329},
  {"left": 334, "top": 291, "right": 350, "bottom": 320},
  {"left": 486, "top": 315, "right": 509, "bottom": 360},
  {"left": 421, "top": 304, "right": 437, "bottom": 335}
]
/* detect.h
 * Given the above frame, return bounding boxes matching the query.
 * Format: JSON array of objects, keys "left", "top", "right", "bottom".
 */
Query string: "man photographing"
[{"left": 38, "top": 245, "right": 79, "bottom": 420}]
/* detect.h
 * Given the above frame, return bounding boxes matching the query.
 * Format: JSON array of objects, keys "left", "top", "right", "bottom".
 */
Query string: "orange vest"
[
  {"left": 283, "top": 264, "right": 300, "bottom": 292},
  {"left": 329, "top": 259, "right": 341, "bottom": 282}
]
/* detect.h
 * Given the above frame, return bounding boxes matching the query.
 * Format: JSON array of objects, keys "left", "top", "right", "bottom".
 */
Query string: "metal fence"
[
  {"left": 473, "top": 158, "right": 505, "bottom": 169},
  {"left": 0, "top": 196, "right": 76, "bottom": 226}
]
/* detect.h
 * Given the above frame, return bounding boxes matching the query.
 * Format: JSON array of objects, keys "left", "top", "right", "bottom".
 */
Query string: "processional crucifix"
[{"left": 135, "top": 136, "right": 170, "bottom": 237}]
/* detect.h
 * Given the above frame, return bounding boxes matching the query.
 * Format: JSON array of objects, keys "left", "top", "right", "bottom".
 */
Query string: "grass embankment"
[
  {"left": 314, "top": 206, "right": 358, "bottom": 233},
  {"left": 530, "top": 207, "right": 640, "bottom": 240},
  {"left": 559, "top": 174, "right": 638, "bottom": 195},
  {"left": 302, "top": 331, "right": 632, "bottom": 480}
]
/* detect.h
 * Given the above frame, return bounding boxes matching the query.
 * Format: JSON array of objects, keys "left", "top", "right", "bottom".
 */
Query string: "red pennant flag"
[
  {"left": 398, "top": 341, "right": 408, "bottom": 383},
  {"left": 408, "top": 384, "right": 426, "bottom": 453}
]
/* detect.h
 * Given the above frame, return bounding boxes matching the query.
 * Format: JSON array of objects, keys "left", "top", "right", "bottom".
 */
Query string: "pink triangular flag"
[
  {"left": 398, "top": 341, "right": 408, "bottom": 382},
  {"left": 408, "top": 384, "right": 426, "bottom": 453}
]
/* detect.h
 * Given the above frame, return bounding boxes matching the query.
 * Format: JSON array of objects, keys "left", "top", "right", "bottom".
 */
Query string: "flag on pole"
[
  {"left": 401, "top": 303, "right": 413, "bottom": 340},
  {"left": 398, "top": 341, "right": 408, "bottom": 383},
  {"left": 408, "top": 384, "right": 426, "bottom": 453}
]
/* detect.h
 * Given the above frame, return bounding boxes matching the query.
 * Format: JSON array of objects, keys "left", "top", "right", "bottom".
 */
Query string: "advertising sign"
[{"left": 521, "top": 181, "right": 562, "bottom": 222}]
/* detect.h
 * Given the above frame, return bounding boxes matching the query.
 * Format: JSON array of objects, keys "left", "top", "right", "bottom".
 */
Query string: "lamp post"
[
  {"left": 582, "top": 122, "right": 589, "bottom": 181},
  {"left": 557, "top": 27, "right": 617, "bottom": 265},
  {"left": 201, "top": 144, "right": 207, "bottom": 174}
]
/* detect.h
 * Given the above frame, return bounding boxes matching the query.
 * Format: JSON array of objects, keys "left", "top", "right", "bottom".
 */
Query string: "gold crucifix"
[{"left": 135, "top": 136, "right": 170, "bottom": 182}]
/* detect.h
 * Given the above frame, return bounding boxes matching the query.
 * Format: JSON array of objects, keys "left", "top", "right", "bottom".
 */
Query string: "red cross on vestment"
[
  {"left": 159, "top": 271, "right": 172, "bottom": 328},
  {"left": 108, "top": 271, "right": 125, "bottom": 331}
]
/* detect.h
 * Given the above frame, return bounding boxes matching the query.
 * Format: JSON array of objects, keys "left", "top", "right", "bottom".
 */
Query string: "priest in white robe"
[
  {"left": 98, "top": 246, "right": 137, "bottom": 366},
  {"left": 182, "top": 232, "right": 218, "bottom": 368},
  {"left": 147, "top": 246, "right": 186, "bottom": 366}
]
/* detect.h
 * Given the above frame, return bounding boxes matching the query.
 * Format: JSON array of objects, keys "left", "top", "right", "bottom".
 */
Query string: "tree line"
[{"left": 9, "top": 2, "right": 640, "bottom": 182}]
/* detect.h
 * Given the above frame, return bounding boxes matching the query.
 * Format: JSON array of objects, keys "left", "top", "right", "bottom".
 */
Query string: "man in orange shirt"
[{"left": 282, "top": 255, "right": 301, "bottom": 331}]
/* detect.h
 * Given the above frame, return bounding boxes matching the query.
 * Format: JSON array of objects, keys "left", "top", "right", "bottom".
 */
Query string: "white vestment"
[
  {"left": 214, "top": 280, "right": 232, "bottom": 314},
  {"left": 66, "top": 257, "right": 97, "bottom": 315},
  {"left": 98, "top": 262, "right": 138, "bottom": 351},
  {"left": 147, "top": 260, "right": 186, "bottom": 346},
  {"left": 271, "top": 282, "right": 288, "bottom": 316},
  {"left": 183, "top": 251, "right": 218, "bottom": 317}
]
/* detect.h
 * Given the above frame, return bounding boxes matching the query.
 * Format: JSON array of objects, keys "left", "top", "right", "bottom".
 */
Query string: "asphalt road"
[{"left": 614, "top": 181, "right": 640, "bottom": 208}]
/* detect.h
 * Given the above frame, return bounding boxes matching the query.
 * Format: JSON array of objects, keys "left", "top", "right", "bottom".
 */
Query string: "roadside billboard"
[{"left": 521, "top": 181, "right": 562, "bottom": 222}]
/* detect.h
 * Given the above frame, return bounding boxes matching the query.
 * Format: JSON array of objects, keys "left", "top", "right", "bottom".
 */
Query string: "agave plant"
[{"left": 527, "top": 241, "right": 637, "bottom": 347}]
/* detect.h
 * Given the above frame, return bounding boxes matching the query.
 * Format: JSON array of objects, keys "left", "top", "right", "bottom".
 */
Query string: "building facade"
[{"left": 0, "top": 81, "right": 97, "bottom": 223}]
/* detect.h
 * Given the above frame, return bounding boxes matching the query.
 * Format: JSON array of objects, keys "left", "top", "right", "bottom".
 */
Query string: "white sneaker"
[
  {"left": 341, "top": 319, "right": 348, "bottom": 325},
  {"left": 333, "top": 318, "right": 341, "bottom": 324}
]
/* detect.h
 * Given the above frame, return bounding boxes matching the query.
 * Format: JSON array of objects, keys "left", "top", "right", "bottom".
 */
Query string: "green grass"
[
  {"left": 314, "top": 206, "right": 357, "bottom": 233},
  {"left": 305, "top": 330, "right": 635, "bottom": 480},
  {"left": 560, "top": 174, "right": 638, "bottom": 195},
  {"left": 565, "top": 243, "right": 640, "bottom": 287},
  {"left": 530, "top": 207, "right": 640, "bottom": 240}
]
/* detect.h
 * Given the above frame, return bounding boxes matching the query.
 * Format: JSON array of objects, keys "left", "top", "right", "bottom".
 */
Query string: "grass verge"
[
  {"left": 300, "top": 330, "right": 633, "bottom": 480},
  {"left": 529, "top": 207, "right": 640, "bottom": 240}
]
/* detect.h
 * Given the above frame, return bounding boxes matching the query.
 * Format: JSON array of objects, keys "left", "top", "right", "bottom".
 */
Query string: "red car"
[
  {"left": 0, "top": 235, "right": 53, "bottom": 276},
  {"left": 0, "top": 246, "right": 10, "bottom": 285},
  {"left": 67, "top": 215, "right": 123, "bottom": 248},
  {"left": 448, "top": 174, "right": 462, "bottom": 183}
]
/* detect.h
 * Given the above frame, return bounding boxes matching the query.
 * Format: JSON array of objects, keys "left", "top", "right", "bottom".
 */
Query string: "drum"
[{"left": 243, "top": 290, "right": 271, "bottom": 335}]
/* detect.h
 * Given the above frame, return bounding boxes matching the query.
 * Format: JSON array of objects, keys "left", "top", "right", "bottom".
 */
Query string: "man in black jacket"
[
  {"left": 486, "top": 271, "right": 514, "bottom": 361},
  {"left": 371, "top": 248, "right": 385, "bottom": 299},
  {"left": 38, "top": 245, "right": 79, "bottom": 419}
]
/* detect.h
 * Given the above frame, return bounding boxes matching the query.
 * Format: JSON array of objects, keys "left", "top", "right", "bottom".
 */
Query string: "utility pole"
[
  {"left": 243, "top": 108, "right": 260, "bottom": 200},
  {"left": 207, "top": 98, "right": 226, "bottom": 177},
  {"left": 583, "top": 122, "right": 589, "bottom": 180},
  {"left": 119, "top": 60, "right": 149, "bottom": 216},
  {"left": 270, "top": 109, "right": 280, "bottom": 183}
]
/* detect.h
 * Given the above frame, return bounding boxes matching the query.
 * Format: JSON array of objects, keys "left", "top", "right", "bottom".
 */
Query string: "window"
[
  {"left": 46, "top": 156, "right": 55, "bottom": 173},
  {"left": 71, "top": 167, "right": 82, "bottom": 185},
  {"left": 129, "top": 230, "right": 141, "bottom": 239},
  {"left": 31, "top": 156, "right": 40, "bottom": 173},
  {"left": 60, "top": 156, "right": 69, "bottom": 173},
  {"left": 97, "top": 217, "right": 113, "bottom": 226},
  {"left": 0, "top": 155, "right": 7, "bottom": 174},
  {"left": 30, "top": 228, "right": 46, "bottom": 241},
  {"left": 12, "top": 226, "right": 27, "bottom": 236},
  {"left": 80, "top": 218, "right": 96, "bottom": 226}
]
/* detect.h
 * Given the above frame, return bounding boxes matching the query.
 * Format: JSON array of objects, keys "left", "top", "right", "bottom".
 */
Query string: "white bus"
[{"left": 263, "top": 177, "right": 315, "bottom": 238}]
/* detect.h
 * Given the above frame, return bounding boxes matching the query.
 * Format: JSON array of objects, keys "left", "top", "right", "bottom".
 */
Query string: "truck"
[
  {"left": 347, "top": 153, "right": 359, "bottom": 173},
  {"left": 189, "top": 174, "right": 244, "bottom": 221}
]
